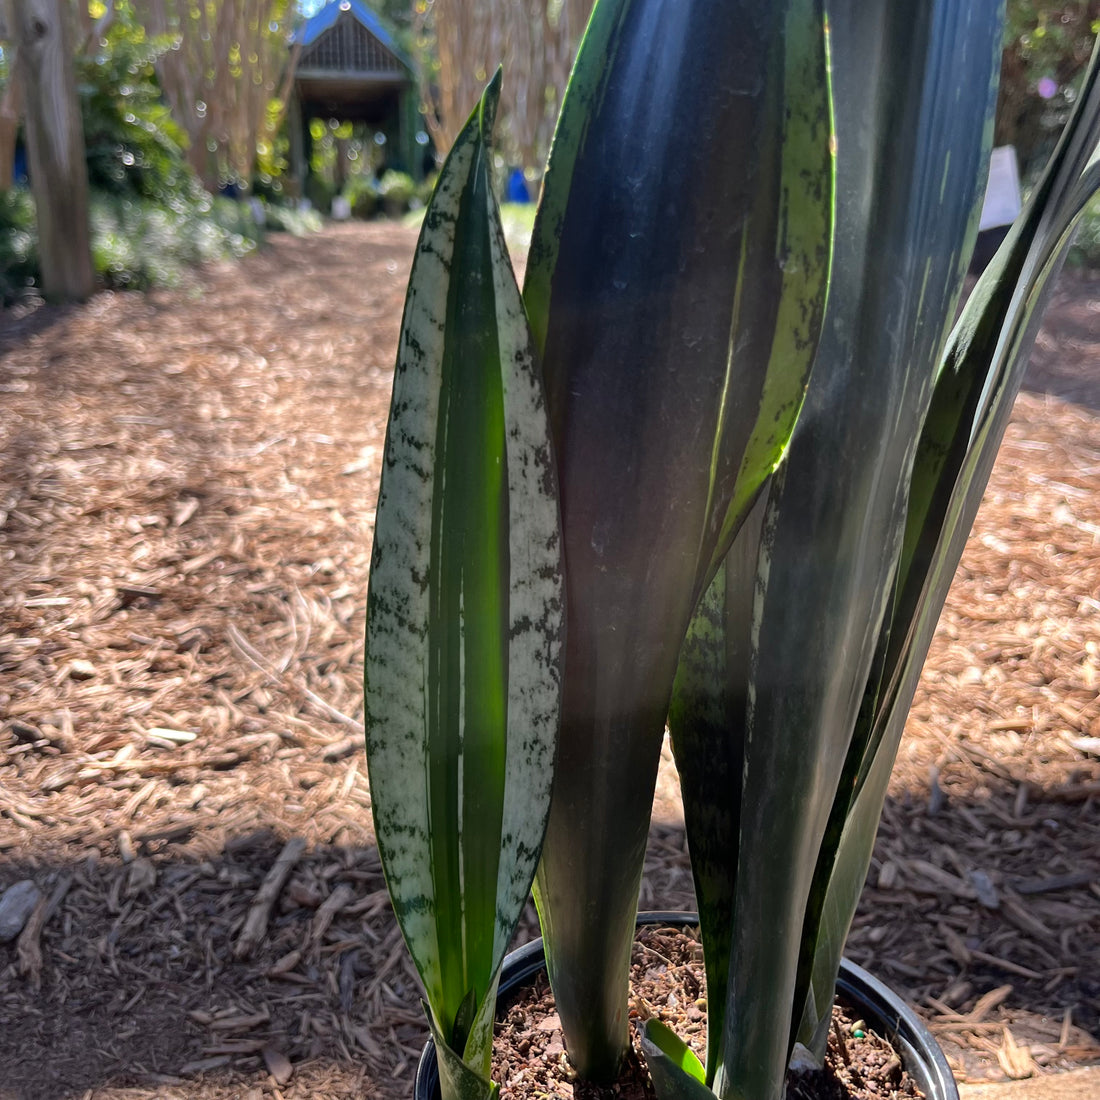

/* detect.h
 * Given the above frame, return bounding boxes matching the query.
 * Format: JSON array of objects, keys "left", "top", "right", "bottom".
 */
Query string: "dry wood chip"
[
  {"left": 967, "top": 984, "right": 1014, "bottom": 1022},
  {"left": 15, "top": 892, "right": 50, "bottom": 988},
  {"left": 907, "top": 859, "right": 978, "bottom": 899},
  {"left": 146, "top": 726, "right": 198, "bottom": 749},
  {"left": 68, "top": 658, "right": 97, "bottom": 680},
  {"left": 969, "top": 950, "right": 1046, "bottom": 981},
  {"left": 321, "top": 735, "right": 361, "bottom": 762},
  {"left": 310, "top": 883, "right": 355, "bottom": 944},
  {"left": 1001, "top": 893, "right": 1056, "bottom": 939},
  {"left": 177, "top": 1055, "right": 233, "bottom": 1075},
  {"left": 937, "top": 921, "right": 973, "bottom": 966},
  {"left": 208, "top": 1008, "right": 271, "bottom": 1032},
  {"left": 125, "top": 857, "right": 158, "bottom": 895},
  {"left": 262, "top": 1046, "right": 294, "bottom": 1085},
  {"left": 202, "top": 1039, "right": 269, "bottom": 1055},
  {"left": 268, "top": 948, "right": 303, "bottom": 976},
  {"left": 234, "top": 836, "right": 307, "bottom": 959},
  {"left": 173, "top": 497, "right": 200, "bottom": 527},
  {"left": 997, "top": 1028, "right": 1036, "bottom": 1079}
]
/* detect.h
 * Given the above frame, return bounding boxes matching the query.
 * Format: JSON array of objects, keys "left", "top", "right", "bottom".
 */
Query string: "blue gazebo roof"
[{"left": 294, "top": 1, "right": 412, "bottom": 71}]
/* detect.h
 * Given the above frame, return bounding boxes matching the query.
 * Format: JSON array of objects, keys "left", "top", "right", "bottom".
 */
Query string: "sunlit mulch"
[{"left": 0, "top": 226, "right": 1097, "bottom": 1099}]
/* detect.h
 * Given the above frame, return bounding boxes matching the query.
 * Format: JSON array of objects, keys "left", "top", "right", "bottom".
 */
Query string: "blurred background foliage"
[
  {"left": 998, "top": 1, "right": 1100, "bottom": 267},
  {"left": 0, "top": 0, "right": 1098, "bottom": 305},
  {"left": 78, "top": 4, "right": 193, "bottom": 202},
  {"left": 998, "top": 1, "right": 1100, "bottom": 178}
]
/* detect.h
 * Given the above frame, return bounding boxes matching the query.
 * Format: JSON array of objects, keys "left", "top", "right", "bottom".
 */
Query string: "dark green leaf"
[
  {"left": 667, "top": 495, "right": 767, "bottom": 1081},
  {"left": 796, "top": 30, "right": 1100, "bottom": 1056},
  {"left": 524, "top": 0, "right": 832, "bottom": 1078},
  {"left": 709, "top": 7, "right": 1004, "bottom": 1100}
]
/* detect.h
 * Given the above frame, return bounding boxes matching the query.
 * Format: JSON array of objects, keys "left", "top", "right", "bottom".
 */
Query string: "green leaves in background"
[
  {"left": 363, "top": 73, "right": 564, "bottom": 1100},
  {"left": 522, "top": 0, "right": 833, "bottom": 1080}
]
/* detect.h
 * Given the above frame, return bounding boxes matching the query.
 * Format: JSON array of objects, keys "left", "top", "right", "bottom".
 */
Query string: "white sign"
[{"left": 979, "top": 146, "right": 1022, "bottom": 232}]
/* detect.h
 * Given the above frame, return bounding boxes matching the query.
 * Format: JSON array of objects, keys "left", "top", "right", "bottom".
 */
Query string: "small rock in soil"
[
  {"left": 263, "top": 1045, "right": 294, "bottom": 1085},
  {"left": 0, "top": 880, "right": 42, "bottom": 942}
]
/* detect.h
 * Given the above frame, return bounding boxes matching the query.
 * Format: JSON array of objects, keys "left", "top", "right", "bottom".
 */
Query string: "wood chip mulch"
[{"left": 0, "top": 225, "right": 1098, "bottom": 1099}]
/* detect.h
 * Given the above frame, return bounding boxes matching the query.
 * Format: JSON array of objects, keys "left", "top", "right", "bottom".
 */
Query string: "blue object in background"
[{"left": 506, "top": 168, "right": 531, "bottom": 203}]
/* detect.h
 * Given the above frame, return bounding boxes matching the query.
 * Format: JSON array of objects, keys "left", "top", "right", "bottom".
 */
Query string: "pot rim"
[{"left": 414, "top": 910, "right": 959, "bottom": 1100}]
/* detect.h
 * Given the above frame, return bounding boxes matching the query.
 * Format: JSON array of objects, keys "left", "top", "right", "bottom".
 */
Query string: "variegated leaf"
[{"left": 364, "top": 72, "right": 563, "bottom": 1096}]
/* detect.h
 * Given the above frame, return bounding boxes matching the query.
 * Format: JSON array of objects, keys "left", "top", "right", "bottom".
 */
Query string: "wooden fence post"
[{"left": 12, "top": 0, "right": 95, "bottom": 302}]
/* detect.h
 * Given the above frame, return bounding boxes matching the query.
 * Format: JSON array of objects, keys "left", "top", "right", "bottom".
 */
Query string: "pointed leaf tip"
[{"left": 479, "top": 68, "right": 504, "bottom": 144}]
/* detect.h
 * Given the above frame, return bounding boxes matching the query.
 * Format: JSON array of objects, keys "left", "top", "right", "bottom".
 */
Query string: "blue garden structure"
[{"left": 289, "top": 1, "right": 424, "bottom": 194}]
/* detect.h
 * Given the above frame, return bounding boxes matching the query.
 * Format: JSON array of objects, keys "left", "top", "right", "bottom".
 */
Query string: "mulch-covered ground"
[{"left": 0, "top": 223, "right": 1097, "bottom": 1100}]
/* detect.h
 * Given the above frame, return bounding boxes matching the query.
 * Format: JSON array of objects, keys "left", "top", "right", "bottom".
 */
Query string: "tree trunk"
[
  {"left": 135, "top": 0, "right": 296, "bottom": 192},
  {"left": 13, "top": 0, "right": 95, "bottom": 302},
  {"left": 415, "top": 0, "right": 595, "bottom": 169}
]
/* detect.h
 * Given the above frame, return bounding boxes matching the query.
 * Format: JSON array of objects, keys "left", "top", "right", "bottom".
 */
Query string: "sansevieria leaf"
[
  {"left": 666, "top": 497, "right": 767, "bottom": 1086},
  {"left": 640, "top": 1019, "right": 713, "bottom": 1100},
  {"left": 663, "top": 0, "right": 832, "bottom": 1080},
  {"left": 523, "top": 0, "right": 833, "bottom": 1078},
  {"left": 795, "top": 28, "right": 1100, "bottom": 1060},
  {"left": 364, "top": 73, "right": 564, "bottom": 1100},
  {"left": 667, "top": 6, "right": 1004, "bottom": 1100}
]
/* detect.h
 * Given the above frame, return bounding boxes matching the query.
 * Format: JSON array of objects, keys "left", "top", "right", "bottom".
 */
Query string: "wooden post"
[
  {"left": 286, "top": 91, "right": 305, "bottom": 199},
  {"left": 399, "top": 82, "right": 422, "bottom": 181},
  {"left": 12, "top": 0, "right": 95, "bottom": 302}
]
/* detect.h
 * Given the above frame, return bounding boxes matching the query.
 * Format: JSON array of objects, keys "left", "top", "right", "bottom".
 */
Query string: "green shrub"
[
  {"left": 343, "top": 175, "right": 382, "bottom": 219},
  {"left": 0, "top": 189, "right": 314, "bottom": 304},
  {"left": 0, "top": 190, "right": 39, "bottom": 305},
  {"left": 378, "top": 170, "right": 417, "bottom": 216},
  {"left": 251, "top": 174, "right": 289, "bottom": 204},
  {"left": 78, "top": 6, "right": 196, "bottom": 206},
  {"left": 304, "top": 175, "right": 335, "bottom": 215},
  {"left": 89, "top": 193, "right": 260, "bottom": 290},
  {"left": 263, "top": 202, "right": 325, "bottom": 235}
]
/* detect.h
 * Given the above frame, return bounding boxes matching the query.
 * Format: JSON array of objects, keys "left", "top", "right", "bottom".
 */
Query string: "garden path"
[{"left": 0, "top": 224, "right": 1098, "bottom": 1099}]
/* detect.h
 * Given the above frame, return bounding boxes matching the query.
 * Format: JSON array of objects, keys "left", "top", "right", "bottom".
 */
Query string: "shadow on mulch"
[
  {"left": 0, "top": 300, "right": 80, "bottom": 355},
  {"left": 0, "top": 832, "right": 419, "bottom": 1100},
  {"left": 853, "top": 780, "right": 1100, "bottom": 1079},
  {"left": 1, "top": 771, "right": 1096, "bottom": 1100},
  {"left": 650, "top": 766, "right": 1100, "bottom": 1082}
]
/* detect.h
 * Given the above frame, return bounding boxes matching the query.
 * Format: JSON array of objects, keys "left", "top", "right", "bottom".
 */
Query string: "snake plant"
[
  {"left": 524, "top": 0, "right": 833, "bottom": 1078},
  {"left": 363, "top": 1, "right": 1100, "bottom": 1098},
  {"left": 363, "top": 75, "right": 563, "bottom": 1100},
  {"left": 649, "top": 10, "right": 1100, "bottom": 1100}
]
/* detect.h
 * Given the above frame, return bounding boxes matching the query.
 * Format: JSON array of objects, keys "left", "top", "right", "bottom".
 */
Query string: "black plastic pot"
[{"left": 414, "top": 911, "right": 958, "bottom": 1100}]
